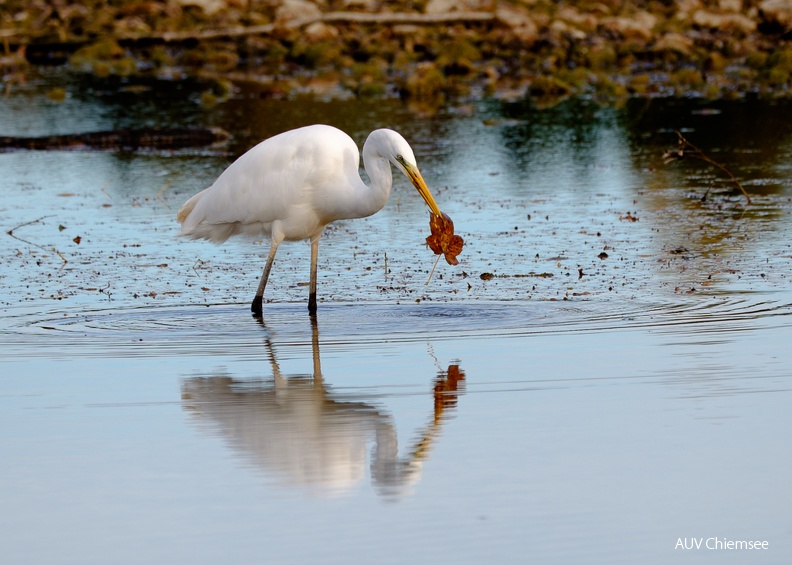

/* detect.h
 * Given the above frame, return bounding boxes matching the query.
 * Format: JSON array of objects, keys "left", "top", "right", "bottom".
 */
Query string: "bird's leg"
[
  {"left": 308, "top": 236, "right": 320, "bottom": 314},
  {"left": 310, "top": 314, "right": 322, "bottom": 385},
  {"left": 252, "top": 242, "right": 279, "bottom": 316}
]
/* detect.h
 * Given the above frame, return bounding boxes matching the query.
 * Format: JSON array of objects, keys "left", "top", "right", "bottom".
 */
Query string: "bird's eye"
[{"left": 396, "top": 154, "right": 404, "bottom": 163}]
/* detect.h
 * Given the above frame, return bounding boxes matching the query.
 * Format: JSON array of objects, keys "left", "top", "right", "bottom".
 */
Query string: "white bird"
[{"left": 177, "top": 124, "right": 443, "bottom": 315}]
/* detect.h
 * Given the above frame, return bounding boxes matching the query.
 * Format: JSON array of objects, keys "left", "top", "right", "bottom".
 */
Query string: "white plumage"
[{"left": 177, "top": 124, "right": 442, "bottom": 315}]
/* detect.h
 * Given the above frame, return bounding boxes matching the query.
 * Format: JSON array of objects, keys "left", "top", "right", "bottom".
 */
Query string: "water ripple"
[{"left": 2, "top": 293, "right": 791, "bottom": 359}]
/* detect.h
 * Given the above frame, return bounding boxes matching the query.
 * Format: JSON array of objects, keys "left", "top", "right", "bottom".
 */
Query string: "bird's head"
[{"left": 370, "top": 128, "right": 443, "bottom": 217}]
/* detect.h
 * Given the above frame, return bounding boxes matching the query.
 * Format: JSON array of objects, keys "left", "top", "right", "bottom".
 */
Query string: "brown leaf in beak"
[{"left": 426, "top": 212, "right": 464, "bottom": 265}]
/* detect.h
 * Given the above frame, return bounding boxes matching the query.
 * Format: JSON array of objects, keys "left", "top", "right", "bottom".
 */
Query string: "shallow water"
[{"left": 2, "top": 71, "right": 791, "bottom": 563}]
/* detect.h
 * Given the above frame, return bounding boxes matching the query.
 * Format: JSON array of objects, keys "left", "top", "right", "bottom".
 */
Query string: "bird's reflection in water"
[{"left": 181, "top": 317, "right": 465, "bottom": 498}]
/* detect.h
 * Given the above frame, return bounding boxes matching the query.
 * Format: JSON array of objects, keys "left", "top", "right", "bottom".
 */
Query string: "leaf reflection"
[{"left": 181, "top": 317, "right": 464, "bottom": 498}]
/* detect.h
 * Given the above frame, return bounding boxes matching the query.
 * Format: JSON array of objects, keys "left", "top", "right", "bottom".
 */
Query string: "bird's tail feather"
[
  {"left": 176, "top": 189, "right": 205, "bottom": 224},
  {"left": 177, "top": 188, "right": 239, "bottom": 243}
]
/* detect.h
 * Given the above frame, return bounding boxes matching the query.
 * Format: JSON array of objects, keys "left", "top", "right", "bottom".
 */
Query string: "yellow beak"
[{"left": 399, "top": 158, "right": 442, "bottom": 217}]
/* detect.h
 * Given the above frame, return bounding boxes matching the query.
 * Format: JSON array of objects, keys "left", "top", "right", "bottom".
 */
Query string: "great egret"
[{"left": 177, "top": 124, "right": 443, "bottom": 315}]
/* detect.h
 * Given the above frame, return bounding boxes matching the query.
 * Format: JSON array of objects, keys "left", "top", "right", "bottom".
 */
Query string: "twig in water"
[
  {"left": 7, "top": 215, "right": 54, "bottom": 235},
  {"left": 156, "top": 180, "right": 172, "bottom": 209},
  {"left": 7, "top": 215, "right": 68, "bottom": 263},
  {"left": 99, "top": 180, "right": 112, "bottom": 199},
  {"left": 192, "top": 258, "right": 207, "bottom": 277},
  {"left": 99, "top": 282, "right": 112, "bottom": 301},
  {"left": 663, "top": 130, "right": 751, "bottom": 205},
  {"left": 426, "top": 343, "right": 443, "bottom": 373}
]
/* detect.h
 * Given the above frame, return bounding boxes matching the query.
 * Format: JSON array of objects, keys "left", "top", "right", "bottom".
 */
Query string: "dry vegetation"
[{"left": 3, "top": 0, "right": 792, "bottom": 103}]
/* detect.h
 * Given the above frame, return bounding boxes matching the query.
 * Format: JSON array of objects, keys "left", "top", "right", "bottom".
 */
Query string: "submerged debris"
[
  {"left": 0, "top": 127, "right": 230, "bottom": 152},
  {"left": 663, "top": 130, "right": 752, "bottom": 205}
]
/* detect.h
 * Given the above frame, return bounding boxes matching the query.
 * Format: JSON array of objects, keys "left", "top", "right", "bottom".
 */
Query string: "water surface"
[{"left": 1, "top": 71, "right": 791, "bottom": 563}]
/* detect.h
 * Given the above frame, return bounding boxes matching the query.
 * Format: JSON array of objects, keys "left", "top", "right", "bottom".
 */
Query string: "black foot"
[
  {"left": 308, "top": 292, "right": 317, "bottom": 314},
  {"left": 251, "top": 296, "right": 263, "bottom": 317}
]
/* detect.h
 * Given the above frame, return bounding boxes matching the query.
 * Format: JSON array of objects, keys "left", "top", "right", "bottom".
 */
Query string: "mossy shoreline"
[{"left": 3, "top": 0, "right": 792, "bottom": 105}]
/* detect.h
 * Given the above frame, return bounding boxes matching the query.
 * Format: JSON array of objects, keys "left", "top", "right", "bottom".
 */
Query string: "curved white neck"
[{"left": 350, "top": 143, "right": 393, "bottom": 219}]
